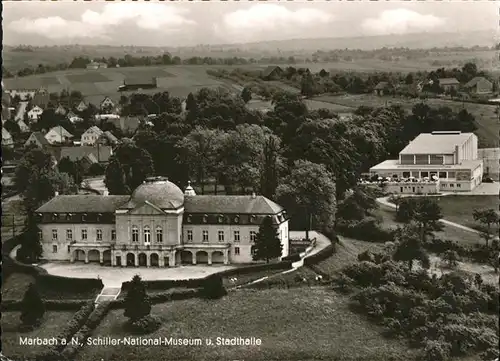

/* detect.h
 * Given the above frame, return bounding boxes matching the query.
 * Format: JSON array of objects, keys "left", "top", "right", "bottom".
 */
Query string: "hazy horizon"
[{"left": 3, "top": 2, "right": 498, "bottom": 47}]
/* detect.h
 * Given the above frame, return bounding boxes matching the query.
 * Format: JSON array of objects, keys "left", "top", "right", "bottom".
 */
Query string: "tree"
[
  {"left": 472, "top": 209, "right": 499, "bottom": 247},
  {"left": 241, "top": 87, "right": 252, "bottom": 103},
  {"left": 4, "top": 119, "right": 21, "bottom": 136},
  {"left": 200, "top": 275, "right": 227, "bottom": 300},
  {"left": 20, "top": 283, "right": 45, "bottom": 328},
  {"left": 405, "top": 73, "right": 414, "bottom": 85},
  {"left": 300, "top": 72, "right": 315, "bottom": 98},
  {"left": 393, "top": 224, "right": 430, "bottom": 271},
  {"left": 253, "top": 216, "right": 283, "bottom": 263},
  {"left": 442, "top": 250, "right": 459, "bottom": 269},
  {"left": 57, "top": 156, "right": 84, "bottom": 185},
  {"left": 396, "top": 197, "right": 443, "bottom": 242},
  {"left": 124, "top": 275, "right": 151, "bottom": 322},
  {"left": 276, "top": 160, "right": 336, "bottom": 237},
  {"left": 104, "top": 141, "right": 155, "bottom": 194},
  {"left": 260, "top": 135, "right": 282, "bottom": 199},
  {"left": 336, "top": 186, "right": 378, "bottom": 221}
]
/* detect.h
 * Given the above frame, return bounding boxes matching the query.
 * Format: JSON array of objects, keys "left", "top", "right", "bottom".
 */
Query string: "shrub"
[
  {"left": 87, "top": 302, "right": 112, "bottom": 330},
  {"left": 200, "top": 275, "right": 227, "bottom": 300},
  {"left": 54, "top": 301, "right": 94, "bottom": 352},
  {"left": 421, "top": 339, "right": 452, "bottom": 361},
  {"left": 124, "top": 275, "right": 151, "bottom": 322},
  {"left": 20, "top": 283, "right": 45, "bottom": 328},
  {"left": 127, "top": 315, "right": 162, "bottom": 335}
]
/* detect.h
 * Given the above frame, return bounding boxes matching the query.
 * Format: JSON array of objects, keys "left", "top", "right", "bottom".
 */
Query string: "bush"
[
  {"left": 200, "top": 275, "right": 227, "bottom": 300},
  {"left": 303, "top": 244, "right": 335, "bottom": 266},
  {"left": 336, "top": 218, "right": 392, "bottom": 243},
  {"left": 281, "top": 254, "right": 301, "bottom": 262},
  {"left": 421, "top": 339, "right": 452, "bottom": 361},
  {"left": 127, "top": 315, "right": 162, "bottom": 335},
  {"left": 54, "top": 301, "right": 94, "bottom": 352},
  {"left": 86, "top": 302, "right": 112, "bottom": 330}
]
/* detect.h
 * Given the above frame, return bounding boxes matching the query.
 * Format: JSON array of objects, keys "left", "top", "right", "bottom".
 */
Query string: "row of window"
[
  {"left": 185, "top": 213, "right": 286, "bottom": 224},
  {"left": 401, "top": 171, "right": 457, "bottom": 179},
  {"left": 131, "top": 226, "right": 163, "bottom": 243},
  {"left": 185, "top": 230, "right": 257, "bottom": 243},
  {"left": 46, "top": 229, "right": 116, "bottom": 242}
]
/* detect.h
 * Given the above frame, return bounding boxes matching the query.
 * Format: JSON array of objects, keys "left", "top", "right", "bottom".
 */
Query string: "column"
[
  {"left": 192, "top": 251, "right": 197, "bottom": 265},
  {"left": 99, "top": 252, "right": 104, "bottom": 264},
  {"left": 85, "top": 252, "right": 89, "bottom": 264},
  {"left": 223, "top": 250, "right": 229, "bottom": 265},
  {"left": 121, "top": 255, "right": 127, "bottom": 267},
  {"left": 159, "top": 254, "right": 165, "bottom": 267},
  {"left": 169, "top": 251, "right": 176, "bottom": 267},
  {"left": 208, "top": 252, "right": 212, "bottom": 265},
  {"left": 135, "top": 252, "right": 139, "bottom": 267},
  {"left": 70, "top": 250, "right": 75, "bottom": 263},
  {"left": 146, "top": 253, "right": 151, "bottom": 267}
]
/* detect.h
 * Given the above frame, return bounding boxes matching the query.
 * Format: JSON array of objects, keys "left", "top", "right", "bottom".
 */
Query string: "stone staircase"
[{"left": 95, "top": 287, "right": 121, "bottom": 303}]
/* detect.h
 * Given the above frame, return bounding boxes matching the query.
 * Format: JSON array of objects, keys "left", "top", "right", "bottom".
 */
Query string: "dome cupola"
[
  {"left": 184, "top": 181, "right": 196, "bottom": 196},
  {"left": 129, "top": 176, "right": 184, "bottom": 209}
]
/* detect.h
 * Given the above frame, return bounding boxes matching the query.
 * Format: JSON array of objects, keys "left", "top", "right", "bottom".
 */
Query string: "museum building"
[{"left": 35, "top": 177, "right": 290, "bottom": 267}]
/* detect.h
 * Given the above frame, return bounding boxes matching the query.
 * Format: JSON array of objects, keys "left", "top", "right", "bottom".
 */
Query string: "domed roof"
[{"left": 129, "top": 177, "right": 184, "bottom": 209}]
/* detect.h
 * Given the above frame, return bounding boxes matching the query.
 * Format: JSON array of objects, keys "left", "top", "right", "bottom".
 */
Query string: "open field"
[
  {"left": 246, "top": 99, "right": 353, "bottom": 113},
  {"left": 314, "top": 94, "right": 499, "bottom": 147},
  {"left": 2, "top": 273, "right": 37, "bottom": 301},
  {"left": 2, "top": 311, "right": 76, "bottom": 360},
  {"left": 1, "top": 198, "right": 26, "bottom": 244},
  {"left": 3, "top": 65, "right": 239, "bottom": 104},
  {"left": 76, "top": 288, "right": 416, "bottom": 361}
]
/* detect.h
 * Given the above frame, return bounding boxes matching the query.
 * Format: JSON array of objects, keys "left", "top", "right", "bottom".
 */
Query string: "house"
[
  {"left": 464, "top": 77, "right": 493, "bottom": 95},
  {"left": 437, "top": 78, "right": 460, "bottom": 92},
  {"left": 86, "top": 62, "right": 99, "bottom": 70},
  {"left": 261, "top": 66, "right": 284, "bottom": 81},
  {"left": 55, "top": 104, "right": 68, "bottom": 115},
  {"left": 75, "top": 101, "right": 88, "bottom": 112},
  {"left": 32, "top": 88, "right": 50, "bottom": 108},
  {"left": 100, "top": 97, "right": 115, "bottom": 111},
  {"left": 98, "top": 131, "right": 119, "bottom": 146},
  {"left": 478, "top": 148, "right": 500, "bottom": 180},
  {"left": 25, "top": 131, "right": 51, "bottom": 148},
  {"left": 17, "top": 118, "right": 30, "bottom": 133},
  {"left": 34, "top": 177, "right": 290, "bottom": 265},
  {"left": 118, "top": 77, "right": 157, "bottom": 91},
  {"left": 54, "top": 145, "right": 113, "bottom": 165},
  {"left": 370, "top": 131, "right": 483, "bottom": 193},
  {"left": 107, "top": 116, "right": 141, "bottom": 133},
  {"left": 28, "top": 106, "right": 44, "bottom": 121},
  {"left": 373, "top": 82, "right": 394, "bottom": 96},
  {"left": 7, "top": 89, "right": 37, "bottom": 101},
  {"left": 45, "top": 126, "right": 73, "bottom": 144},
  {"left": 81, "top": 126, "right": 104, "bottom": 146},
  {"left": 2, "top": 127, "right": 14, "bottom": 148}
]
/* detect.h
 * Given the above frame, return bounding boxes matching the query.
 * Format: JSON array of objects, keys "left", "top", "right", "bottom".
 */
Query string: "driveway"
[{"left": 39, "top": 262, "right": 236, "bottom": 287}]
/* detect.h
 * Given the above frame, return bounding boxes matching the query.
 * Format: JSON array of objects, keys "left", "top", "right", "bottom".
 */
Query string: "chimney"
[{"left": 251, "top": 192, "right": 256, "bottom": 199}]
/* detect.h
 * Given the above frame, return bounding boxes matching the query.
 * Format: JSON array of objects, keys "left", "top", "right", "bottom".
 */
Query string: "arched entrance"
[
  {"left": 138, "top": 253, "right": 147, "bottom": 267},
  {"left": 180, "top": 250, "right": 193, "bottom": 265},
  {"left": 126, "top": 253, "right": 135, "bottom": 266},
  {"left": 88, "top": 249, "right": 100, "bottom": 263},
  {"left": 196, "top": 251, "right": 209, "bottom": 264},
  {"left": 212, "top": 251, "right": 224, "bottom": 264},
  {"left": 164, "top": 256, "right": 170, "bottom": 267},
  {"left": 102, "top": 250, "right": 111, "bottom": 265},
  {"left": 150, "top": 253, "right": 159, "bottom": 267},
  {"left": 73, "top": 249, "right": 85, "bottom": 262}
]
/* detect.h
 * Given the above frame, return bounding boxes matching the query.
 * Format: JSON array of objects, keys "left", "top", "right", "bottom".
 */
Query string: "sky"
[{"left": 3, "top": 1, "right": 498, "bottom": 47}]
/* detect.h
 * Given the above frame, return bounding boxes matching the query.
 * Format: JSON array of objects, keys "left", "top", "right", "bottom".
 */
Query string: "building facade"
[
  {"left": 370, "top": 131, "right": 483, "bottom": 193},
  {"left": 478, "top": 148, "right": 500, "bottom": 180},
  {"left": 35, "top": 178, "right": 290, "bottom": 267}
]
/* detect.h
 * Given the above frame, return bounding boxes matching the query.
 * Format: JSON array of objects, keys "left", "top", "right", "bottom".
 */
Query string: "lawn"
[
  {"left": 1, "top": 198, "right": 26, "bottom": 243},
  {"left": 373, "top": 203, "right": 483, "bottom": 246},
  {"left": 76, "top": 288, "right": 416, "bottom": 361},
  {"left": 1, "top": 311, "right": 76, "bottom": 360},
  {"left": 66, "top": 73, "right": 112, "bottom": 84},
  {"left": 433, "top": 195, "right": 497, "bottom": 230}
]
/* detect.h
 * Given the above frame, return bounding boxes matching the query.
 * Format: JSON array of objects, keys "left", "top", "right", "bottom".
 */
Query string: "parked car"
[{"left": 482, "top": 177, "right": 494, "bottom": 183}]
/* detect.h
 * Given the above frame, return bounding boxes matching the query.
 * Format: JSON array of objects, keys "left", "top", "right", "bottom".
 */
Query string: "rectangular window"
[
  {"left": 52, "top": 229, "right": 58, "bottom": 240},
  {"left": 415, "top": 154, "right": 429, "bottom": 165},
  {"left": 111, "top": 230, "right": 116, "bottom": 240},
  {"left": 439, "top": 172, "right": 447, "bottom": 179},
  {"left": 66, "top": 229, "right": 72, "bottom": 240},
  {"left": 218, "top": 230, "right": 225, "bottom": 242},
  {"left": 448, "top": 171, "right": 456, "bottom": 178},
  {"left": 234, "top": 247, "right": 240, "bottom": 255},
  {"left": 402, "top": 171, "right": 411, "bottom": 178},
  {"left": 202, "top": 230, "right": 208, "bottom": 243},
  {"left": 250, "top": 231, "right": 257, "bottom": 242},
  {"left": 38, "top": 230, "right": 43, "bottom": 241},
  {"left": 421, "top": 172, "right": 429, "bottom": 178},
  {"left": 96, "top": 229, "right": 102, "bottom": 241},
  {"left": 67, "top": 245, "right": 71, "bottom": 253},
  {"left": 52, "top": 245, "right": 57, "bottom": 253},
  {"left": 400, "top": 154, "right": 414, "bottom": 165},
  {"left": 457, "top": 184, "right": 461, "bottom": 188},
  {"left": 450, "top": 184, "right": 454, "bottom": 188},
  {"left": 187, "top": 230, "right": 193, "bottom": 242},
  {"left": 430, "top": 154, "right": 444, "bottom": 165},
  {"left": 234, "top": 230, "right": 240, "bottom": 242},
  {"left": 81, "top": 229, "right": 87, "bottom": 240}
]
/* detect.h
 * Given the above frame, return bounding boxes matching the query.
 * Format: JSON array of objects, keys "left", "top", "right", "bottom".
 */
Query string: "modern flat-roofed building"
[{"left": 370, "top": 131, "right": 483, "bottom": 193}]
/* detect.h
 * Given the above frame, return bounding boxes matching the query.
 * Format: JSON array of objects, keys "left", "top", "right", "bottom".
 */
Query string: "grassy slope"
[
  {"left": 1, "top": 311, "right": 76, "bottom": 359},
  {"left": 434, "top": 195, "right": 497, "bottom": 230},
  {"left": 76, "top": 288, "right": 416, "bottom": 361}
]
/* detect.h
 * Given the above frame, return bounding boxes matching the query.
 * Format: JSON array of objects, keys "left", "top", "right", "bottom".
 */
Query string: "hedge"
[
  {"left": 53, "top": 301, "right": 95, "bottom": 353},
  {"left": 1, "top": 299, "right": 91, "bottom": 312},
  {"left": 303, "top": 243, "right": 336, "bottom": 266}
]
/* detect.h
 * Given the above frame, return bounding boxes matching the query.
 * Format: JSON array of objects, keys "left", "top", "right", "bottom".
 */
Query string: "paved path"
[
  {"left": 234, "top": 231, "right": 331, "bottom": 289},
  {"left": 376, "top": 197, "right": 481, "bottom": 234},
  {"left": 95, "top": 287, "right": 121, "bottom": 303}
]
